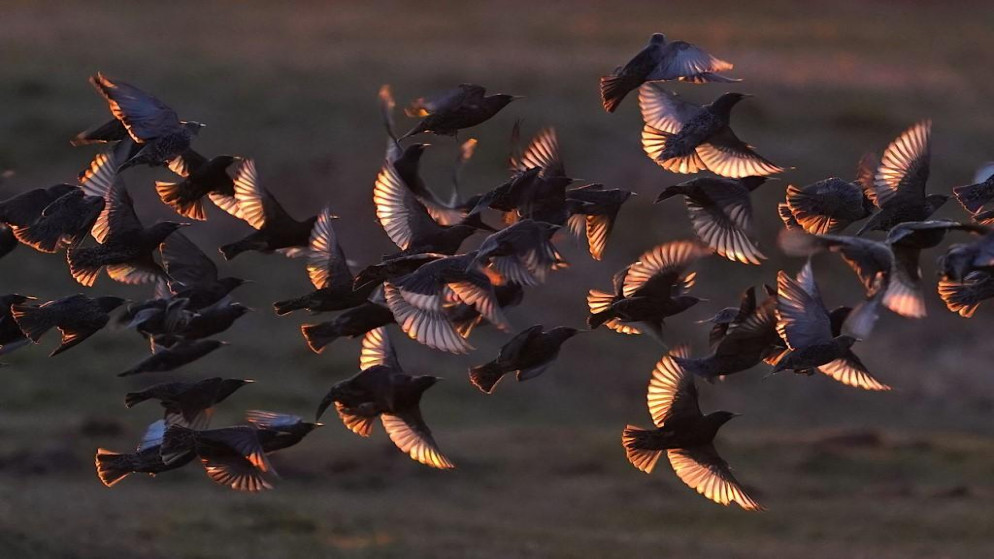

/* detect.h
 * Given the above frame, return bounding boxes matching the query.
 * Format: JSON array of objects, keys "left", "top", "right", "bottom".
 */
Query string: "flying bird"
[
  {"left": 160, "top": 231, "right": 249, "bottom": 310},
  {"left": 161, "top": 424, "right": 275, "bottom": 492},
  {"left": 118, "top": 339, "right": 226, "bottom": 377},
  {"left": 939, "top": 230, "right": 994, "bottom": 281},
  {"left": 245, "top": 410, "right": 324, "bottom": 453},
  {"left": 402, "top": 84, "right": 518, "bottom": 139},
  {"left": 600, "top": 33, "right": 738, "bottom": 113},
  {"left": 640, "top": 86, "right": 784, "bottom": 178},
  {"left": 470, "top": 219, "right": 565, "bottom": 286},
  {"left": 95, "top": 420, "right": 195, "bottom": 487},
  {"left": 622, "top": 346, "right": 762, "bottom": 510},
  {"left": 952, "top": 164, "right": 994, "bottom": 215},
  {"left": 939, "top": 270, "right": 994, "bottom": 317},
  {"left": 125, "top": 377, "right": 253, "bottom": 428},
  {"left": 300, "top": 301, "right": 396, "bottom": 354},
  {"left": 155, "top": 151, "right": 240, "bottom": 220},
  {"left": 469, "top": 325, "right": 583, "bottom": 393},
  {"left": 779, "top": 157, "right": 876, "bottom": 235},
  {"left": 11, "top": 294, "right": 125, "bottom": 356},
  {"left": 565, "top": 183, "right": 635, "bottom": 261}
]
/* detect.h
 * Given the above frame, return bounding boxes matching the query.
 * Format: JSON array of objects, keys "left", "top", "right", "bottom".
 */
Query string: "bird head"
[
  {"left": 220, "top": 277, "right": 251, "bottom": 293},
  {"left": 649, "top": 33, "right": 667, "bottom": 44},
  {"left": 228, "top": 303, "right": 252, "bottom": 317},
  {"left": 939, "top": 246, "right": 973, "bottom": 281},
  {"left": 148, "top": 221, "right": 190, "bottom": 244},
  {"left": 183, "top": 121, "right": 207, "bottom": 135},
  {"left": 655, "top": 181, "right": 696, "bottom": 203},
  {"left": 710, "top": 92, "right": 750, "bottom": 116},
  {"left": 489, "top": 94, "right": 521, "bottom": 111},
  {"left": 219, "top": 378, "right": 254, "bottom": 398},
  {"left": 674, "top": 295, "right": 704, "bottom": 312}
]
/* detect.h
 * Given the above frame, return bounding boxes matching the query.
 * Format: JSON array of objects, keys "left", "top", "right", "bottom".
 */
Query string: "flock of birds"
[{"left": 3, "top": 33, "right": 994, "bottom": 510}]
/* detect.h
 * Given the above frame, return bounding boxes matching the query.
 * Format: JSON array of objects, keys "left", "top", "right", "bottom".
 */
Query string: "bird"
[
  {"left": 161, "top": 424, "right": 275, "bottom": 492},
  {"left": 245, "top": 410, "right": 323, "bottom": 453},
  {"left": 468, "top": 324, "right": 583, "bottom": 394},
  {"left": 502, "top": 125, "right": 576, "bottom": 225},
  {"left": 11, "top": 188, "right": 105, "bottom": 254},
  {"left": 938, "top": 230, "right": 994, "bottom": 281},
  {"left": 380, "top": 143, "right": 467, "bottom": 226},
  {"left": 401, "top": 84, "right": 519, "bottom": 139},
  {"left": 621, "top": 346, "right": 762, "bottom": 510},
  {"left": 939, "top": 270, "right": 994, "bottom": 317},
  {"left": 218, "top": 159, "right": 317, "bottom": 260},
  {"left": 952, "top": 164, "right": 994, "bottom": 215},
  {"left": 155, "top": 150, "right": 240, "bottom": 221},
  {"left": 778, "top": 156, "right": 876, "bottom": 235},
  {"left": 772, "top": 261, "right": 890, "bottom": 390},
  {"left": 118, "top": 339, "right": 226, "bottom": 377},
  {"left": 384, "top": 252, "right": 510, "bottom": 354},
  {"left": 316, "top": 327, "right": 454, "bottom": 469},
  {"left": 639, "top": 85, "right": 784, "bottom": 178},
  {"left": 587, "top": 240, "right": 710, "bottom": 342},
  {"left": 600, "top": 33, "right": 738, "bottom": 113},
  {"left": 470, "top": 219, "right": 565, "bottom": 286},
  {"left": 0, "top": 294, "right": 33, "bottom": 357},
  {"left": 76, "top": 73, "right": 205, "bottom": 169},
  {"left": 300, "top": 301, "right": 396, "bottom": 354},
  {"left": 0, "top": 183, "right": 79, "bottom": 234},
  {"left": 856, "top": 121, "right": 948, "bottom": 235},
  {"left": 273, "top": 207, "right": 375, "bottom": 315},
  {"left": 11, "top": 294, "right": 125, "bottom": 356},
  {"left": 125, "top": 377, "right": 254, "bottom": 428},
  {"left": 655, "top": 176, "right": 768, "bottom": 264},
  {"left": 445, "top": 269, "right": 525, "bottom": 337},
  {"left": 95, "top": 420, "right": 195, "bottom": 487},
  {"left": 564, "top": 183, "right": 636, "bottom": 261},
  {"left": 159, "top": 231, "right": 249, "bottom": 310}
]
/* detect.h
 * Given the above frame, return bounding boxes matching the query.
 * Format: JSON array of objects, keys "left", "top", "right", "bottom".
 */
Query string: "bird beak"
[
  {"left": 244, "top": 379, "right": 256, "bottom": 383},
  {"left": 219, "top": 341, "right": 231, "bottom": 346},
  {"left": 314, "top": 422, "right": 325, "bottom": 428}
]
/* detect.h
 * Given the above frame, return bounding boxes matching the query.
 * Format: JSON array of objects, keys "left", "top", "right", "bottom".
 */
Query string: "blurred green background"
[{"left": 2, "top": 1, "right": 994, "bottom": 557}]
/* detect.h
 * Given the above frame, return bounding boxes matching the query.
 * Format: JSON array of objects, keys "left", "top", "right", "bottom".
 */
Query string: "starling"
[
  {"left": 245, "top": 410, "right": 323, "bottom": 453},
  {"left": 470, "top": 219, "right": 566, "bottom": 286},
  {"left": 0, "top": 183, "right": 78, "bottom": 230},
  {"left": 155, "top": 150, "right": 239, "bottom": 220},
  {"left": 468, "top": 324, "right": 583, "bottom": 394},
  {"left": 401, "top": 84, "right": 518, "bottom": 139},
  {"left": 385, "top": 252, "right": 510, "bottom": 354},
  {"left": 772, "top": 261, "right": 890, "bottom": 390},
  {"left": 78, "top": 73, "right": 205, "bottom": 169},
  {"left": 621, "top": 347, "right": 762, "bottom": 510},
  {"left": 655, "top": 176, "right": 768, "bottom": 264},
  {"left": 0, "top": 294, "right": 33, "bottom": 356},
  {"left": 125, "top": 377, "right": 253, "bottom": 428},
  {"left": 11, "top": 188, "right": 105, "bottom": 254},
  {"left": 69, "top": 157, "right": 186, "bottom": 287},
  {"left": 446, "top": 272, "right": 525, "bottom": 338},
  {"left": 938, "top": 230, "right": 994, "bottom": 281},
  {"left": 640, "top": 86, "right": 783, "bottom": 178},
  {"left": 11, "top": 294, "right": 125, "bottom": 356},
  {"left": 501, "top": 126, "right": 576, "bottom": 225},
  {"left": 0, "top": 225, "right": 15, "bottom": 260},
  {"left": 600, "top": 33, "right": 738, "bottom": 113},
  {"left": 953, "top": 165, "right": 994, "bottom": 215},
  {"left": 939, "top": 271, "right": 994, "bottom": 317},
  {"left": 780, "top": 157, "right": 876, "bottom": 235},
  {"left": 161, "top": 424, "right": 275, "bottom": 492},
  {"left": 95, "top": 419, "right": 195, "bottom": 487},
  {"left": 352, "top": 252, "right": 443, "bottom": 292},
  {"left": 218, "top": 159, "right": 317, "bottom": 260},
  {"left": 160, "top": 231, "right": 248, "bottom": 310},
  {"left": 856, "top": 121, "right": 948, "bottom": 235},
  {"left": 118, "top": 339, "right": 226, "bottom": 377},
  {"left": 171, "top": 303, "right": 249, "bottom": 341},
  {"left": 564, "top": 183, "right": 635, "bottom": 261},
  {"left": 300, "top": 301, "right": 395, "bottom": 354},
  {"left": 382, "top": 143, "right": 467, "bottom": 226},
  {"left": 587, "top": 240, "right": 710, "bottom": 342},
  {"left": 316, "top": 327, "right": 454, "bottom": 469}
]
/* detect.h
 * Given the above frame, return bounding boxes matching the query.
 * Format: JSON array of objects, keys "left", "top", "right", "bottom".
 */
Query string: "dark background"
[{"left": 2, "top": 1, "right": 993, "bottom": 557}]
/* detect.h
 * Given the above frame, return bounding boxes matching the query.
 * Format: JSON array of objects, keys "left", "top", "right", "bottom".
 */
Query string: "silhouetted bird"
[
  {"left": 316, "top": 327, "right": 453, "bottom": 469},
  {"left": 502, "top": 126, "right": 576, "bottom": 225},
  {"left": 11, "top": 294, "right": 125, "bottom": 356},
  {"left": 171, "top": 303, "right": 249, "bottom": 341},
  {"left": 385, "top": 252, "right": 509, "bottom": 354},
  {"left": 118, "top": 339, "right": 226, "bottom": 377},
  {"left": 564, "top": 183, "right": 635, "bottom": 260},
  {"left": 600, "top": 33, "right": 738, "bottom": 113},
  {"left": 12, "top": 188, "right": 105, "bottom": 254},
  {"left": 640, "top": 86, "right": 783, "bottom": 178},
  {"left": 155, "top": 150, "right": 239, "bottom": 220},
  {"left": 245, "top": 410, "right": 323, "bottom": 453},
  {"left": 469, "top": 325, "right": 583, "bottom": 394},
  {"left": 856, "top": 121, "right": 947, "bottom": 235},
  {"left": 470, "top": 219, "right": 565, "bottom": 286},
  {"left": 939, "top": 230, "right": 994, "bottom": 281},
  {"left": 622, "top": 346, "right": 762, "bottom": 510},
  {"left": 125, "top": 377, "right": 253, "bottom": 428},
  {"left": 0, "top": 294, "right": 33, "bottom": 357},
  {"left": 95, "top": 420, "right": 195, "bottom": 487},
  {"left": 952, "top": 165, "right": 994, "bottom": 215},
  {"left": 160, "top": 231, "right": 248, "bottom": 310},
  {"left": 218, "top": 159, "right": 317, "bottom": 260},
  {"left": 161, "top": 424, "right": 275, "bottom": 492},
  {"left": 656, "top": 176, "right": 767, "bottom": 264},
  {"left": 0, "top": 184, "right": 78, "bottom": 233},
  {"left": 587, "top": 240, "right": 710, "bottom": 342},
  {"left": 382, "top": 143, "right": 467, "bottom": 225},
  {"left": 401, "top": 84, "right": 518, "bottom": 139},
  {"left": 779, "top": 157, "right": 876, "bottom": 235},
  {"left": 772, "top": 262, "right": 890, "bottom": 390},
  {"left": 446, "top": 269, "right": 524, "bottom": 337},
  {"left": 77, "top": 73, "right": 205, "bottom": 169},
  {"left": 939, "top": 271, "right": 994, "bottom": 317},
  {"left": 352, "top": 252, "right": 443, "bottom": 292},
  {"left": 300, "top": 301, "right": 395, "bottom": 354}
]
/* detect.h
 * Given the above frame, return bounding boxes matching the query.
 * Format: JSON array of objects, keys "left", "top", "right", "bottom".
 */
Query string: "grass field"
[{"left": 2, "top": 1, "right": 994, "bottom": 557}]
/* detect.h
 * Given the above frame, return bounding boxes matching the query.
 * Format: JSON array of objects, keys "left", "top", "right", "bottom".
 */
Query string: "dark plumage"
[
  {"left": 446, "top": 274, "right": 524, "bottom": 338},
  {"left": 622, "top": 346, "right": 762, "bottom": 510},
  {"left": 218, "top": 159, "right": 317, "bottom": 260},
  {"left": 155, "top": 150, "right": 239, "bottom": 221},
  {"left": 640, "top": 86, "right": 783, "bottom": 178},
  {"left": 0, "top": 183, "right": 78, "bottom": 230},
  {"left": 939, "top": 271, "right": 994, "bottom": 318},
  {"left": 95, "top": 420, "right": 195, "bottom": 487},
  {"left": 0, "top": 294, "right": 33, "bottom": 357},
  {"left": 600, "top": 33, "right": 738, "bottom": 113},
  {"left": 12, "top": 188, "right": 105, "bottom": 254},
  {"left": 564, "top": 183, "right": 635, "bottom": 261},
  {"left": 125, "top": 377, "right": 253, "bottom": 428},
  {"left": 246, "top": 410, "right": 323, "bottom": 453},
  {"left": 300, "top": 301, "right": 395, "bottom": 354},
  {"left": 655, "top": 176, "right": 767, "bottom": 264},
  {"left": 780, "top": 159, "right": 876, "bottom": 235},
  {"left": 401, "top": 84, "right": 518, "bottom": 138},
  {"left": 161, "top": 424, "right": 275, "bottom": 492},
  {"left": 118, "top": 339, "right": 226, "bottom": 377},
  {"left": 316, "top": 327, "right": 453, "bottom": 469},
  {"left": 953, "top": 169, "right": 994, "bottom": 215},
  {"left": 11, "top": 294, "right": 125, "bottom": 356},
  {"left": 939, "top": 230, "right": 994, "bottom": 281},
  {"left": 469, "top": 325, "right": 583, "bottom": 394},
  {"left": 160, "top": 231, "right": 248, "bottom": 310},
  {"left": 470, "top": 219, "right": 565, "bottom": 286}
]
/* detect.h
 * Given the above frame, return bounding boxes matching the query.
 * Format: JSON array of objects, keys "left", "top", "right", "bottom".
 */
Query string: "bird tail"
[
  {"left": 777, "top": 202, "right": 800, "bottom": 230},
  {"left": 301, "top": 323, "right": 337, "bottom": 354},
  {"left": 273, "top": 297, "right": 308, "bottom": 316},
  {"left": 10, "top": 304, "right": 55, "bottom": 342},
  {"left": 155, "top": 181, "right": 207, "bottom": 221},
  {"left": 66, "top": 246, "right": 104, "bottom": 287},
  {"left": 953, "top": 181, "right": 994, "bottom": 214},
  {"left": 621, "top": 426, "right": 663, "bottom": 474},
  {"left": 938, "top": 273, "right": 988, "bottom": 318},
  {"left": 94, "top": 449, "right": 135, "bottom": 487},
  {"left": 11, "top": 219, "right": 64, "bottom": 253},
  {"left": 468, "top": 361, "right": 506, "bottom": 394},
  {"left": 785, "top": 185, "right": 836, "bottom": 235},
  {"left": 599, "top": 74, "right": 632, "bottom": 113},
  {"left": 124, "top": 389, "right": 151, "bottom": 409}
]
